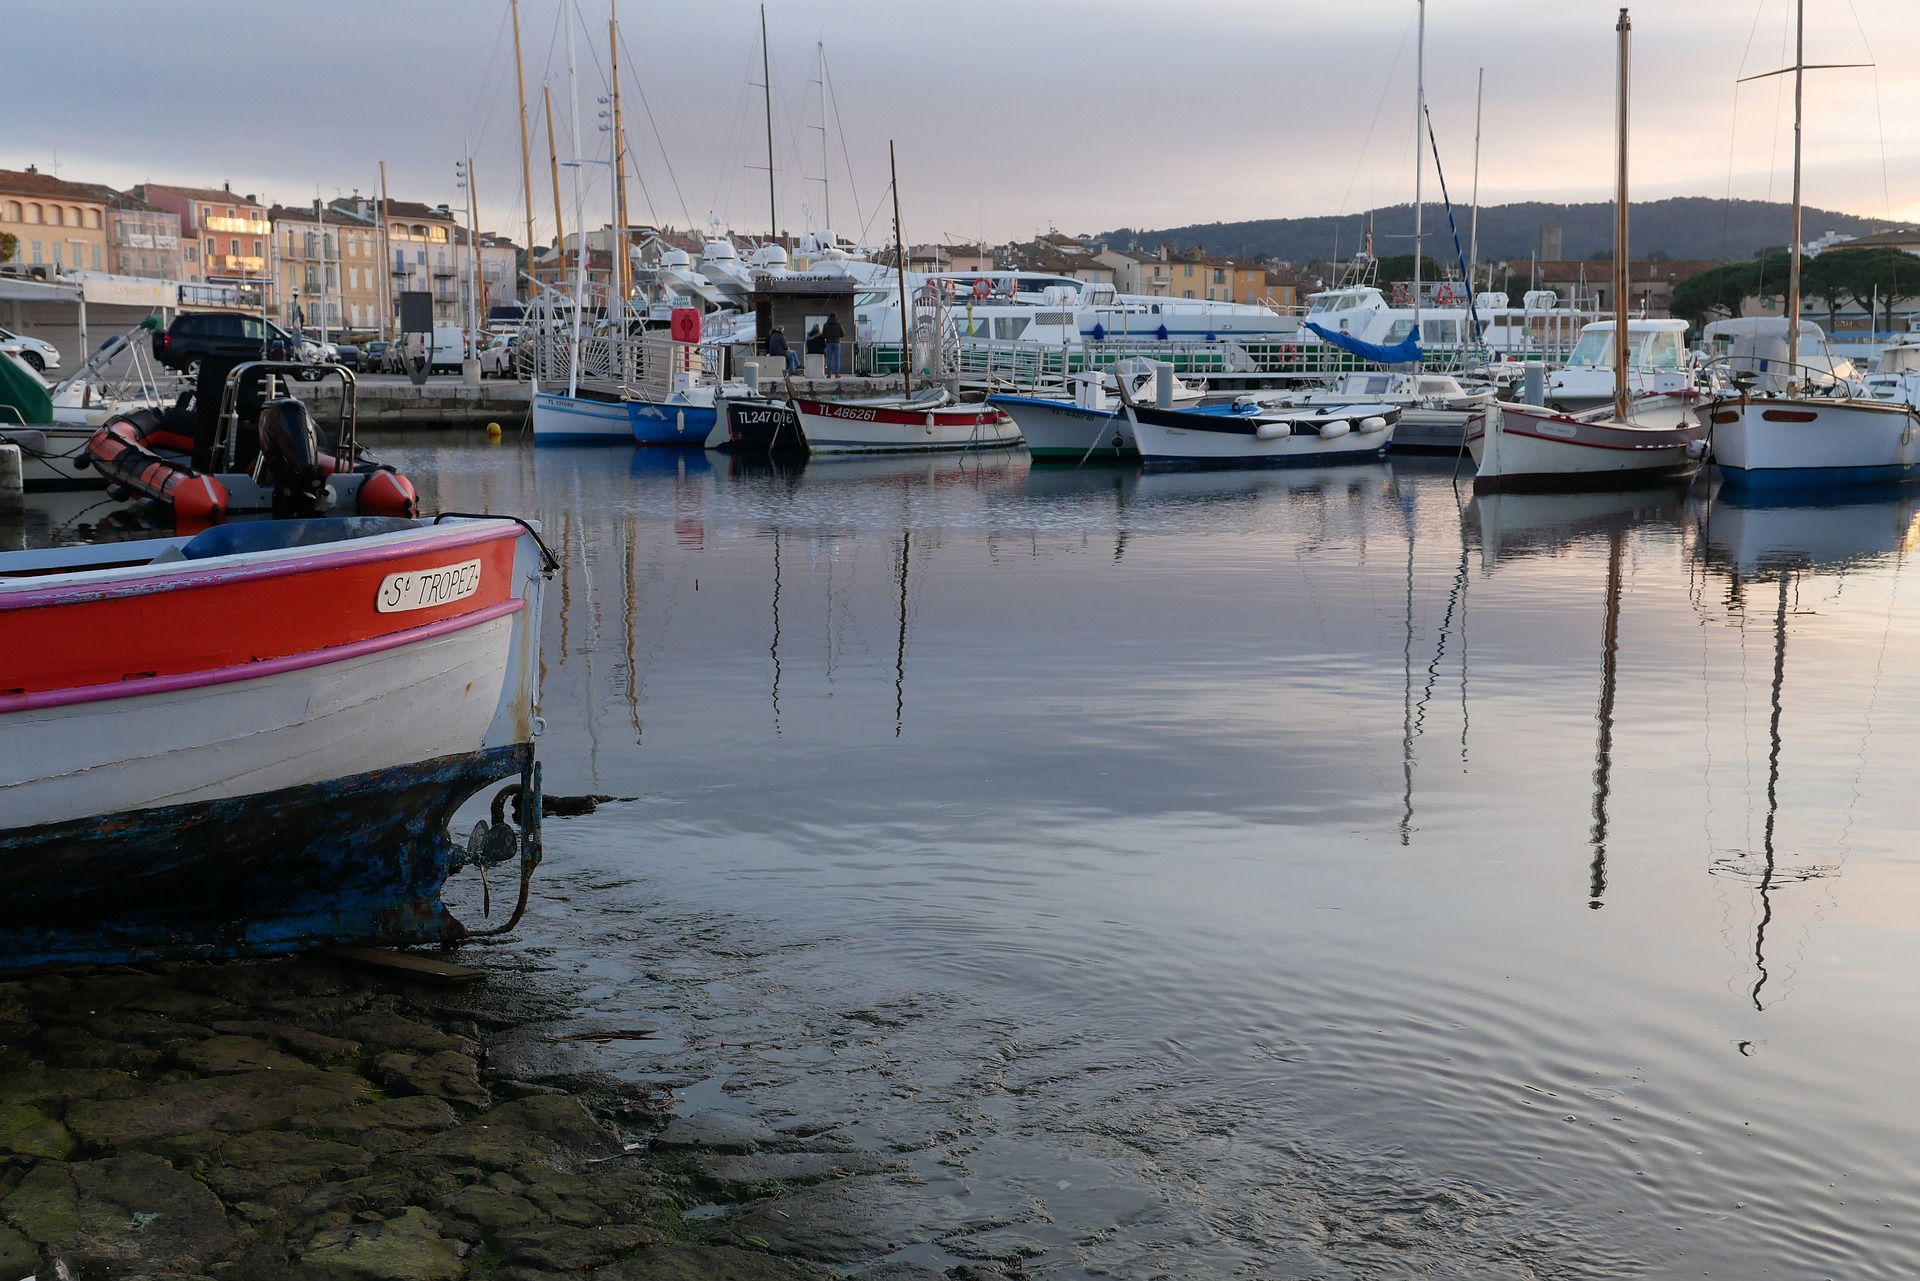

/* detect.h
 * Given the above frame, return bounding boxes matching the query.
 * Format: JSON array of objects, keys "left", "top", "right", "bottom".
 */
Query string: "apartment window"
[
  {"left": 226, "top": 207, "right": 236, "bottom": 218},
  {"left": 229, "top": 238, "right": 240, "bottom": 256},
  {"left": 1182, "top": 289, "right": 1194, "bottom": 299},
  {"left": 30, "top": 240, "right": 41, "bottom": 263},
  {"left": 51, "top": 243, "right": 62, "bottom": 265},
  {"left": 252, "top": 239, "right": 262, "bottom": 258},
  {"left": 87, "top": 209, "right": 100, "bottom": 229},
  {"left": 1213, "top": 269, "right": 1224, "bottom": 284},
  {"left": 91, "top": 245, "right": 101, "bottom": 269},
  {"left": 1, "top": 202, "right": 14, "bottom": 221},
  {"left": 1183, "top": 264, "right": 1193, "bottom": 278}
]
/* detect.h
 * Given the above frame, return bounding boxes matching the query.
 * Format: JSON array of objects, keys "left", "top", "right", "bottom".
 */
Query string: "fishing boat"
[
  {"left": 1542, "top": 318, "right": 1699, "bottom": 412},
  {"left": 0, "top": 514, "right": 555, "bottom": 968},
  {"left": 791, "top": 388, "right": 1020, "bottom": 454},
  {"left": 1125, "top": 398, "right": 1399, "bottom": 468},
  {"left": 1700, "top": 0, "right": 1920, "bottom": 493},
  {"left": 707, "top": 394, "right": 807, "bottom": 453},
  {"left": 987, "top": 360, "right": 1202, "bottom": 462},
  {"left": 82, "top": 362, "right": 417, "bottom": 523},
  {"left": 1236, "top": 369, "right": 1492, "bottom": 451},
  {"left": 1469, "top": 9, "right": 1706, "bottom": 492}
]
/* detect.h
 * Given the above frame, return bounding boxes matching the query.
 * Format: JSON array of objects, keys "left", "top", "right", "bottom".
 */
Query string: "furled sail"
[{"left": 1305, "top": 321, "right": 1423, "bottom": 366}]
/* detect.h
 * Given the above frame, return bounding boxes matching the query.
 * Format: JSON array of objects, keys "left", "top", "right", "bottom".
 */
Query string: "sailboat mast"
[
  {"left": 567, "top": 11, "right": 585, "bottom": 399},
  {"left": 891, "top": 140, "right": 912, "bottom": 397},
  {"left": 1613, "top": 7, "right": 1631, "bottom": 422},
  {"left": 1787, "top": 0, "right": 1805, "bottom": 383},
  {"left": 817, "top": 42, "right": 831, "bottom": 232},
  {"left": 762, "top": 4, "right": 777, "bottom": 243},
  {"left": 511, "top": 0, "right": 536, "bottom": 274},
  {"left": 609, "top": 1, "right": 628, "bottom": 323},
  {"left": 1412, "top": 0, "right": 1425, "bottom": 349},
  {"left": 1469, "top": 67, "right": 1483, "bottom": 293},
  {"left": 544, "top": 84, "right": 567, "bottom": 264}
]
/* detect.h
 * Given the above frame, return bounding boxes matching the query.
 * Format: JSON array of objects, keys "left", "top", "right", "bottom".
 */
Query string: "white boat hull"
[
  {"left": 1467, "top": 404, "right": 1704, "bottom": 491},
  {"left": 1706, "top": 398, "right": 1920, "bottom": 490},
  {"left": 990, "top": 396, "right": 1135, "bottom": 459},
  {"left": 794, "top": 399, "right": 1022, "bottom": 453},
  {"left": 532, "top": 390, "right": 631, "bottom": 443},
  {"left": 3, "top": 613, "right": 521, "bottom": 832},
  {"left": 1128, "top": 406, "right": 1395, "bottom": 467}
]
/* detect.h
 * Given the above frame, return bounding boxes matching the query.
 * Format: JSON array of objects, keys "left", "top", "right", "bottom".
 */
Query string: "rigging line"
[
  {"left": 1840, "top": 0, "right": 1893, "bottom": 224},
  {"left": 821, "top": 53, "right": 864, "bottom": 238},
  {"left": 1752, "top": 571, "right": 1789, "bottom": 1011},
  {"left": 1721, "top": 1, "right": 1770, "bottom": 261},
  {"left": 1336, "top": 11, "right": 1415, "bottom": 230},
  {"left": 613, "top": 26, "right": 695, "bottom": 231},
  {"left": 1762, "top": 0, "right": 1792, "bottom": 207},
  {"left": 465, "top": 5, "right": 516, "bottom": 145}
]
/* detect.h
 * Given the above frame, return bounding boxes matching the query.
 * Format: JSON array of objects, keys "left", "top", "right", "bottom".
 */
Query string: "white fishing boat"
[
  {"left": 1860, "top": 339, "right": 1920, "bottom": 408},
  {"left": 1469, "top": 9, "right": 1707, "bottom": 492},
  {"left": 1125, "top": 399, "right": 1398, "bottom": 468},
  {"left": 1237, "top": 369, "right": 1492, "bottom": 451},
  {"left": 1543, "top": 318, "right": 1698, "bottom": 411},
  {"left": 792, "top": 388, "right": 1020, "bottom": 454},
  {"left": 987, "top": 360, "right": 1202, "bottom": 461},
  {"left": 1700, "top": 0, "right": 1920, "bottom": 493}
]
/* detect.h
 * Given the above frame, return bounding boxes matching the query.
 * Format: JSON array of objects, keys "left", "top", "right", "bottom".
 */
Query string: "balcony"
[
  {"left": 208, "top": 254, "right": 266, "bottom": 273},
  {"left": 432, "top": 264, "right": 457, "bottom": 278},
  {"left": 204, "top": 216, "right": 270, "bottom": 235}
]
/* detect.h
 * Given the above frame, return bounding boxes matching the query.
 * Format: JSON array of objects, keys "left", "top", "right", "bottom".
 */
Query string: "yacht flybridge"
[{"left": 1298, "top": 284, "right": 1606, "bottom": 362}]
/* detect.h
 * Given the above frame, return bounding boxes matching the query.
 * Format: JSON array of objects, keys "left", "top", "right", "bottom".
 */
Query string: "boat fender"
[
  {"left": 358, "top": 467, "right": 420, "bottom": 518},
  {"left": 1254, "top": 421, "right": 1292, "bottom": 441},
  {"left": 1357, "top": 415, "right": 1388, "bottom": 433},
  {"left": 1685, "top": 438, "right": 1708, "bottom": 460},
  {"left": 171, "top": 473, "right": 229, "bottom": 525},
  {"left": 1317, "top": 420, "right": 1351, "bottom": 440}
]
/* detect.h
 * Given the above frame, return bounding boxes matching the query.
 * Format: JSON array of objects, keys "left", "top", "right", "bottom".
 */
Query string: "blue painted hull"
[
  {"left": 0, "top": 744, "right": 531, "bottom": 970},
  {"left": 629, "top": 399, "right": 718, "bottom": 446},
  {"left": 1717, "top": 462, "right": 1920, "bottom": 492}
]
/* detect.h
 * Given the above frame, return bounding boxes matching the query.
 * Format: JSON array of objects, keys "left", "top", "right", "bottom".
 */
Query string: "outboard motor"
[{"left": 256, "top": 397, "right": 331, "bottom": 518}]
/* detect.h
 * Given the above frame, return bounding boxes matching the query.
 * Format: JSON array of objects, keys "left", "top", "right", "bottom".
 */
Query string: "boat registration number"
[{"left": 376, "top": 559, "right": 483, "bottom": 613}]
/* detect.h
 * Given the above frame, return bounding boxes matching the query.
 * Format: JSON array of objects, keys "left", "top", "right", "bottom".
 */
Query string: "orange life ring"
[{"left": 973, "top": 278, "right": 991, "bottom": 300}]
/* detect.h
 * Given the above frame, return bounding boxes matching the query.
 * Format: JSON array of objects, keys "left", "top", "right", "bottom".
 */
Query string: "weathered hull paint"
[{"left": 0, "top": 744, "right": 531, "bottom": 970}]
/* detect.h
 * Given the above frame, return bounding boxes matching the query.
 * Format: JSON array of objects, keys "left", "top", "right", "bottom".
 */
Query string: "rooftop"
[{"left": 0, "top": 167, "right": 108, "bottom": 202}]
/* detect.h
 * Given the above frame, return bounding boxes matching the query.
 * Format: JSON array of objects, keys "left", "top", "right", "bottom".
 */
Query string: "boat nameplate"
[{"left": 377, "top": 559, "right": 484, "bottom": 613}]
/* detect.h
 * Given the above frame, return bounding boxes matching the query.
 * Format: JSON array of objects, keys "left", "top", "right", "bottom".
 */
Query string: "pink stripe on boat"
[{"left": 0, "top": 597, "right": 524, "bottom": 714}]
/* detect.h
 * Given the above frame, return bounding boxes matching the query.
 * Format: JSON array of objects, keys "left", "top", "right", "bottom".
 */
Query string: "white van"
[{"left": 399, "top": 328, "right": 470, "bottom": 374}]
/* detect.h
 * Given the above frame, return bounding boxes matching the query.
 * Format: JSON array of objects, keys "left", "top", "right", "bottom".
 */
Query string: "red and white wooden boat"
[
  {"left": 791, "top": 389, "right": 1021, "bottom": 453},
  {"left": 0, "top": 514, "right": 553, "bottom": 968},
  {"left": 1466, "top": 401, "right": 1706, "bottom": 492}
]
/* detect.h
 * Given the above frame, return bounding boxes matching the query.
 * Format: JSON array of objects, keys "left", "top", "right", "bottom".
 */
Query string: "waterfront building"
[
  {"left": 0, "top": 167, "right": 109, "bottom": 274},
  {"left": 133, "top": 182, "right": 271, "bottom": 305}
]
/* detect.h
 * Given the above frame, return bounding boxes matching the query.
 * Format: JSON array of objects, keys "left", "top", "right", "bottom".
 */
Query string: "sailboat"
[
  {"left": 1700, "top": 0, "right": 1920, "bottom": 491},
  {"left": 1467, "top": 8, "right": 1706, "bottom": 491}
]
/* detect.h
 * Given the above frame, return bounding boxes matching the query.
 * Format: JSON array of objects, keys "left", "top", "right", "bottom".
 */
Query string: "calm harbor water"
[{"left": 19, "top": 440, "right": 1920, "bottom": 1277}]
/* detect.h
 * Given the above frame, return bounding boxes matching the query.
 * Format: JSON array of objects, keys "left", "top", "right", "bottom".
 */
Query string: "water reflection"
[{"left": 20, "top": 442, "right": 1920, "bottom": 1275}]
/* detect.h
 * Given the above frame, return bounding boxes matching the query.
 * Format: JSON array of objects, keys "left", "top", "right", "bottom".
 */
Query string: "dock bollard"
[
  {"left": 1156, "top": 361, "right": 1175, "bottom": 409},
  {"left": 1522, "top": 363, "right": 1545, "bottom": 407}
]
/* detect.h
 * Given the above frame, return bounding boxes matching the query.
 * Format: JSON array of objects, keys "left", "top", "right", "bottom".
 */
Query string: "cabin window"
[
  {"left": 995, "top": 317, "right": 1031, "bottom": 340},
  {"left": 1644, "top": 331, "right": 1684, "bottom": 370},
  {"left": 1360, "top": 375, "right": 1390, "bottom": 394},
  {"left": 1566, "top": 329, "right": 1614, "bottom": 368},
  {"left": 1420, "top": 319, "right": 1459, "bottom": 345},
  {"left": 1383, "top": 320, "right": 1416, "bottom": 344}
]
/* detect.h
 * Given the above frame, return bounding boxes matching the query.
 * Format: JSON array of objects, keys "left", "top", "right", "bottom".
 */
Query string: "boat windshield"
[
  {"left": 1308, "top": 291, "right": 1368, "bottom": 316},
  {"left": 1566, "top": 329, "right": 1614, "bottom": 368}
]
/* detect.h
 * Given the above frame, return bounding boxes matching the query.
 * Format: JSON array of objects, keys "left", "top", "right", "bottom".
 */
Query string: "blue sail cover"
[{"left": 1305, "top": 321, "right": 1423, "bottom": 365}]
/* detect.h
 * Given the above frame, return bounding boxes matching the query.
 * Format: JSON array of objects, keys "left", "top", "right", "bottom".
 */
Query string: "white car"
[
  {"left": 478, "top": 336, "right": 519, "bottom": 378},
  {"left": 0, "top": 326, "right": 60, "bottom": 373}
]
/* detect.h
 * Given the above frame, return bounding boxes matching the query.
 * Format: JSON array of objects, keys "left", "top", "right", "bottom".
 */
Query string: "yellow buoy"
[{"left": 486, "top": 422, "right": 503, "bottom": 441}]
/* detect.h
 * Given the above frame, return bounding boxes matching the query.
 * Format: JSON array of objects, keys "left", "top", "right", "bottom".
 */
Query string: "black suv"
[{"left": 153, "top": 312, "right": 300, "bottom": 375}]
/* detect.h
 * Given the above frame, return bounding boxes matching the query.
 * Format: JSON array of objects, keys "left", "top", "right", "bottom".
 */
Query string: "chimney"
[
  {"left": 223, "top": 180, "right": 231, "bottom": 192},
  {"left": 24, "top": 164, "right": 37, "bottom": 175}
]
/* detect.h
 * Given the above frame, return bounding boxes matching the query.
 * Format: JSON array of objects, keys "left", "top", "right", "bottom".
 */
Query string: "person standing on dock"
[{"left": 821, "top": 312, "right": 844, "bottom": 378}]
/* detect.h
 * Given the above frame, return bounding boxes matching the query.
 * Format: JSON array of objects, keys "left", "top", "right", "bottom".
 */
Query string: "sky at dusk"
[{"left": 5, "top": 0, "right": 1918, "bottom": 252}]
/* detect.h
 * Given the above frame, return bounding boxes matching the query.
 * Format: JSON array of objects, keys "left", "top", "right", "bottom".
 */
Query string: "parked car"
[
  {"left": 0, "top": 325, "right": 60, "bottom": 373},
  {"left": 360, "top": 340, "right": 390, "bottom": 371},
  {"left": 332, "top": 344, "right": 362, "bottom": 371},
  {"left": 478, "top": 335, "right": 519, "bottom": 378},
  {"left": 152, "top": 313, "right": 301, "bottom": 377}
]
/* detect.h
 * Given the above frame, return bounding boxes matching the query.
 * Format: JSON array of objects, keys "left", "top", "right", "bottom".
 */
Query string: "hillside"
[{"left": 1098, "top": 198, "right": 1890, "bottom": 267}]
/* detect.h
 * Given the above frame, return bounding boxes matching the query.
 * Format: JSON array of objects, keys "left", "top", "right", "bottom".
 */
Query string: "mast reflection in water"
[{"left": 213, "top": 441, "right": 1920, "bottom": 1279}]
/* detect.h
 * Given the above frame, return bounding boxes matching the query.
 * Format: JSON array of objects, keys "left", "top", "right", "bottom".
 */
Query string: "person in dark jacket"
[
  {"left": 805, "top": 324, "right": 825, "bottom": 359},
  {"left": 766, "top": 324, "right": 797, "bottom": 372},
  {"left": 820, "top": 312, "right": 845, "bottom": 377}
]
